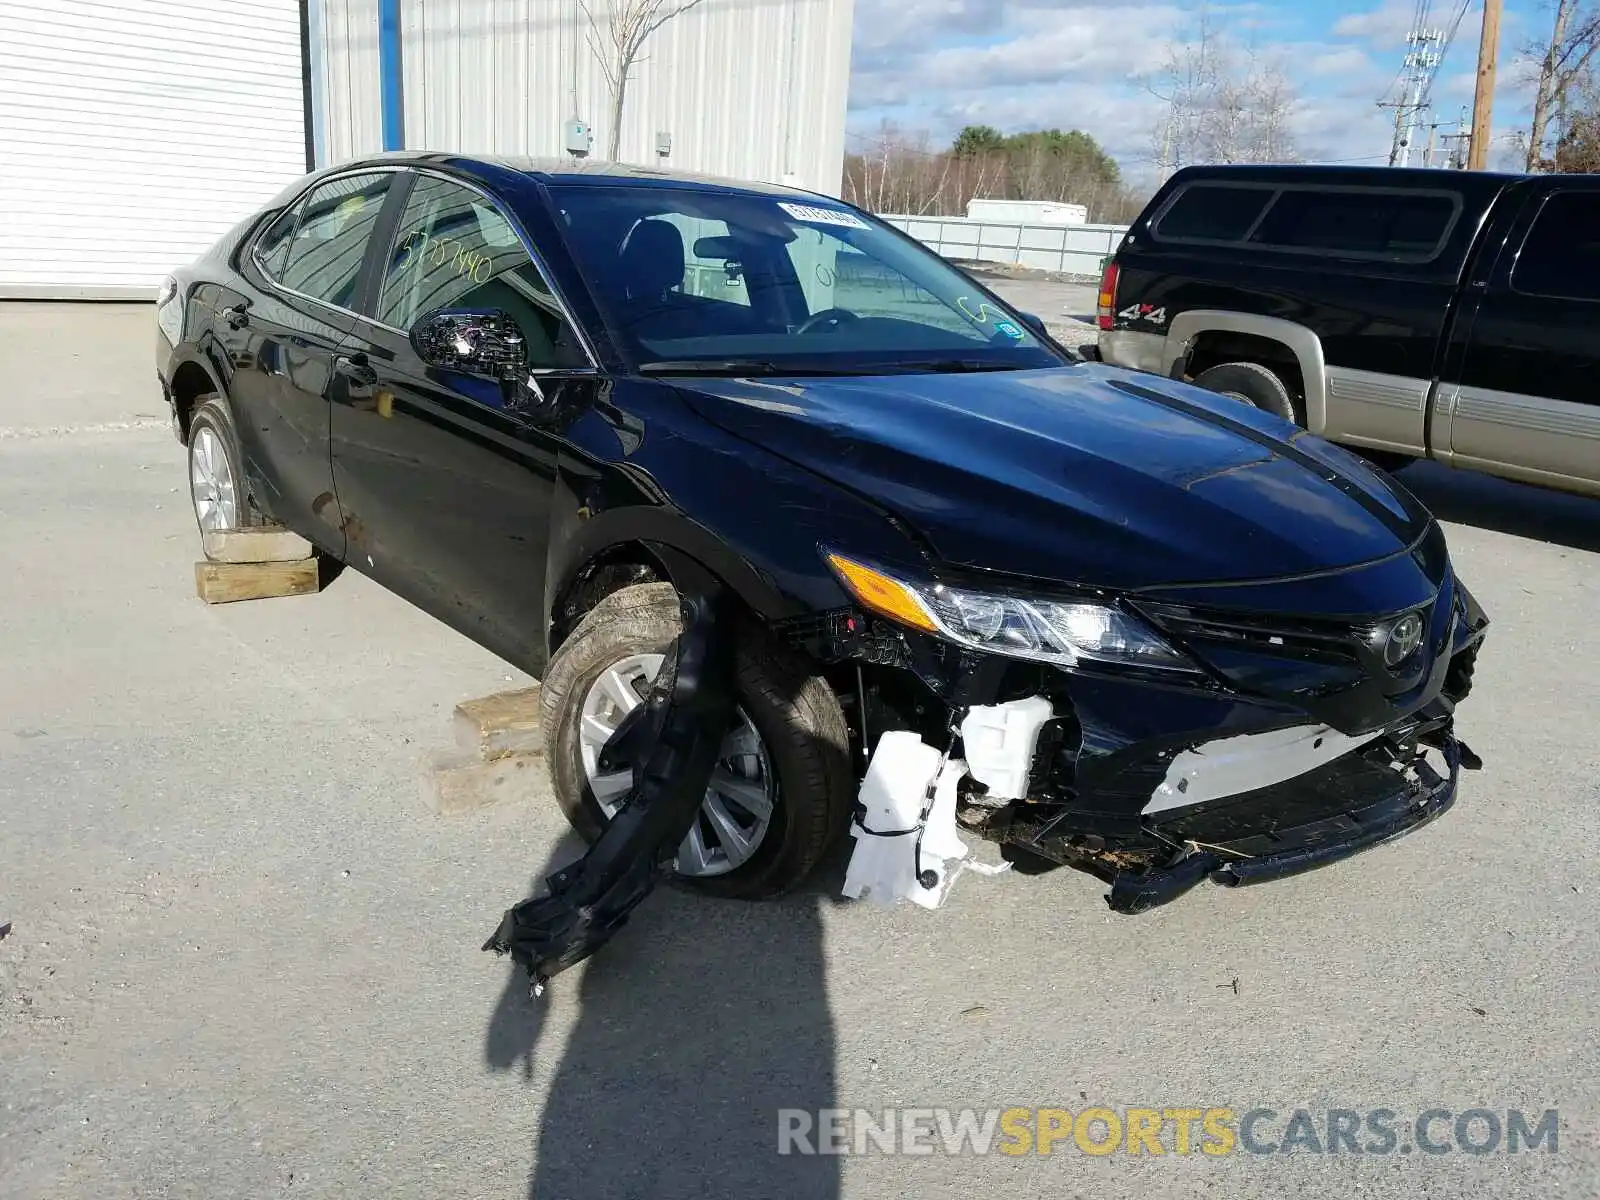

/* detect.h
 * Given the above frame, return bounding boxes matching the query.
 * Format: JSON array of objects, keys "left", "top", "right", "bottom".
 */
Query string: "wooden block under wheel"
[
  {"left": 202, "top": 527, "right": 315, "bottom": 563},
  {"left": 453, "top": 685, "right": 544, "bottom": 761},
  {"left": 193, "top": 558, "right": 320, "bottom": 605}
]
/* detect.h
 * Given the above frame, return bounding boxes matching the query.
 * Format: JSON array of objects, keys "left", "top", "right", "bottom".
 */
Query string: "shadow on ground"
[
  {"left": 486, "top": 834, "right": 847, "bottom": 1199},
  {"left": 1394, "top": 460, "right": 1600, "bottom": 553}
]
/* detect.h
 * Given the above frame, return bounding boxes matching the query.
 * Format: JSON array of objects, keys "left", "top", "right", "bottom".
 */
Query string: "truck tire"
[
  {"left": 539, "top": 582, "right": 852, "bottom": 900},
  {"left": 1192, "top": 362, "right": 1300, "bottom": 425}
]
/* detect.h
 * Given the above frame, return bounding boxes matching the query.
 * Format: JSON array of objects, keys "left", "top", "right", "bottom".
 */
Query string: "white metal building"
[
  {"left": 0, "top": 0, "right": 310, "bottom": 298},
  {"left": 0, "top": 0, "right": 854, "bottom": 299}
]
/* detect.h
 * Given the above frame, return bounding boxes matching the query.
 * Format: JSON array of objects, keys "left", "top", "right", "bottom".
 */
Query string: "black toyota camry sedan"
[{"left": 157, "top": 153, "right": 1488, "bottom": 911}]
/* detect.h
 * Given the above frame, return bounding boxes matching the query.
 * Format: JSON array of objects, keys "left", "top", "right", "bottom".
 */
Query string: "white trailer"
[{"left": 965, "top": 199, "right": 1089, "bottom": 226}]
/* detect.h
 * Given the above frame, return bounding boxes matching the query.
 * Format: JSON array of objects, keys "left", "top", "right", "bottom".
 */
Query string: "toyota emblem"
[{"left": 1383, "top": 612, "right": 1425, "bottom": 667}]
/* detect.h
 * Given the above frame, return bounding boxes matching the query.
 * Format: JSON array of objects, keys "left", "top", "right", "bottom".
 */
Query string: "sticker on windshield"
[
  {"left": 779, "top": 202, "right": 870, "bottom": 230},
  {"left": 994, "top": 320, "right": 1024, "bottom": 339}
]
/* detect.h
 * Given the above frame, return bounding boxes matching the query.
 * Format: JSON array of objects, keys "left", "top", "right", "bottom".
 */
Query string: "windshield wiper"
[
  {"left": 636, "top": 359, "right": 866, "bottom": 377},
  {"left": 892, "top": 358, "right": 1025, "bottom": 373}
]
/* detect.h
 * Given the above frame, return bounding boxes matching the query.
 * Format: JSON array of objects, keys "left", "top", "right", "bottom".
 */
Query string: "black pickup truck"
[{"left": 1095, "top": 164, "right": 1600, "bottom": 498}]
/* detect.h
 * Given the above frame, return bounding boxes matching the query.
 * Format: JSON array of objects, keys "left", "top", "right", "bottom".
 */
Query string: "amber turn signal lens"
[{"left": 825, "top": 553, "right": 938, "bottom": 634}]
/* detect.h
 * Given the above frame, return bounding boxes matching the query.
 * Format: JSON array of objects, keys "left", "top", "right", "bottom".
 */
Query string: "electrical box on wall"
[
  {"left": 655, "top": 131, "right": 672, "bottom": 158},
  {"left": 564, "top": 119, "right": 593, "bottom": 157}
]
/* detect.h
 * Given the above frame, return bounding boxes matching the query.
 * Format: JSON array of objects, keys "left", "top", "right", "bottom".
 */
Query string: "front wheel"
[{"left": 538, "top": 582, "right": 852, "bottom": 899}]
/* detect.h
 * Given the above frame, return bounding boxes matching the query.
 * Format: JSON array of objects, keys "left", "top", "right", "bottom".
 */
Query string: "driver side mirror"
[{"left": 411, "top": 308, "right": 529, "bottom": 379}]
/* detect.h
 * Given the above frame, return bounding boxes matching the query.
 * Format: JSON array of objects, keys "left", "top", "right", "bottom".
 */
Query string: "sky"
[{"left": 846, "top": 0, "right": 1551, "bottom": 179}]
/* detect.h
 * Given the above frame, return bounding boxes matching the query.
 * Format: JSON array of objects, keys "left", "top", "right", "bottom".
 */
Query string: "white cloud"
[
  {"left": 846, "top": 0, "right": 1541, "bottom": 173},
  {"left": 1304, "top": 46, "right": 1379, "bottom": 78},
  {"left": 1331, "top": 1, "right": 1419, "bottom": 44}
]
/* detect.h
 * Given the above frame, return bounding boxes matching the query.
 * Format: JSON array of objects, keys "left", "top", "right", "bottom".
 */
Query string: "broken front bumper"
[{"left": 1102, "top": 729, "right": 1467, "bottom": 914}]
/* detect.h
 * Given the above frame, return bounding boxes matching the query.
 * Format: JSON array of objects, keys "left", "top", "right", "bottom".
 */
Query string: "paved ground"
[{"left": 2, "top": 302, "right": 1596, "bottom": 1199}]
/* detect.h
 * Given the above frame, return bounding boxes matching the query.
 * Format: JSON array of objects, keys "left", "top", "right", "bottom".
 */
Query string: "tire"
[
  {"left": 187, "top": 395, "right": 264, "bottom": 539},
  {"left": 1192, "top": 362, "right": 1300, "bottom": 424},
  {"left": 539, "top": 582, "right": 853, "bottom": 899}
]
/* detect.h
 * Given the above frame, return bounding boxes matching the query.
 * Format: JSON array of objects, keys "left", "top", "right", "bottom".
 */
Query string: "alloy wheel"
[
  {"left": 577, "top": 651, "right": 776, "bottom": 877},
  {"left": 189, "top": 426, "right": 239, "bottom": 533}
]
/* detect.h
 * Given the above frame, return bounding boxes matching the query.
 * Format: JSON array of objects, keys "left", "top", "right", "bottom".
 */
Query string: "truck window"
[
  {"left": 1512, "top": 191, "right": 1600, "bottom": 302},
  {"left": 1152, "top": 184, "right": 1272, "bottom": 242},
  {"left": 1248, "top": 189, "right": 1457, "bottom": 261}
]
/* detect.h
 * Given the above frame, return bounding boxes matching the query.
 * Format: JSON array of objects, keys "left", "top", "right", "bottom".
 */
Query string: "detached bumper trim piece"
[{"left": 1105, "top": 737, "right": 1462, "bottom": 914}]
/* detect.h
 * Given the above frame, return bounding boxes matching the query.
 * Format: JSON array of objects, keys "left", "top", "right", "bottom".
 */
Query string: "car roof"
[
  {"left": 1164, "top": 163, "right": 1527, "bottom": 186},
  {"left": 336, "top": 151, "right": 828, "bottom": 199}
]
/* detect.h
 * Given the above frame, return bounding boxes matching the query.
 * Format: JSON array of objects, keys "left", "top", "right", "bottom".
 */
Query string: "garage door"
[{"left": 0, "top": 0, "right": 309, "bottom": 299}]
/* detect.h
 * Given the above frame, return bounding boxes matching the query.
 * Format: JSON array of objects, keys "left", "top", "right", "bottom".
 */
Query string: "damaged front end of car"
[{"left": 781, "top": 528, "right": 1490, "bottom": 915}]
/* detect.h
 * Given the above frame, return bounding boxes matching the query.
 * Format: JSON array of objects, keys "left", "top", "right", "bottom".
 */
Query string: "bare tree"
[
  {"left": 1523, "top": 0, "right": 1600, "bottom": 169},
  {"left": 1146, "top": 14, "right": 1300, "bottom": 172},
  {"left": 1536, "top": 61, "right": 1600, "bottom": 169},
  {"left": 580, "top": 0, "right": 707, "bottom": 160}
]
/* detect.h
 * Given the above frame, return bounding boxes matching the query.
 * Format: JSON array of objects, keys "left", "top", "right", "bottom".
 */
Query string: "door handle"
[
  {"left": 334, "top": 353, "right": 379, "bottom": 388},
  {"left": 221, "top": 303, "right": 250, "bottom": 330}
]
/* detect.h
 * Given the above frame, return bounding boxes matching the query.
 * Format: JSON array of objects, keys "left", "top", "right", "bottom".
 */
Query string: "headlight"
[
  {"left": 156, "top": 276, "right": 177, "bottom": 307},
  {"left": 825, "top": 552, "right": 1195, "bottom": 672}
]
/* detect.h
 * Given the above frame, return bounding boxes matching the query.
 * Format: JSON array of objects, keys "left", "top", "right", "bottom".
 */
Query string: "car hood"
[{"left": 672, "top": 363, "right": 1435, "bottom": 592}]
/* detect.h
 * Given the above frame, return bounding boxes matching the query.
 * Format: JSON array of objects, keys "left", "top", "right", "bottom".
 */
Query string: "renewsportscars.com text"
[{"left": 777, "top": 1106, "right": 1560, "bottom": 1157}]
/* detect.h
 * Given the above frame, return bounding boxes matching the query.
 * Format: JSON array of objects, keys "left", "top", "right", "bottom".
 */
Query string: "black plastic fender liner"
[{"left": 483, "top": 562, "right": 737, "bottom": 993}]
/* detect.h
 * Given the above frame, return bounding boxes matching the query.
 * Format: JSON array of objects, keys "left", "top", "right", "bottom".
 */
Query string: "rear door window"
[
  {"left": 1512, "top": 191, "right": 1600, "bottom": 301},
  {"left": 1152, "top": 184, "right": 1272, "bottom": 242},
  {"left": 277, "top": 172, "right": 393, "bottom": 309},
  {"left": 1248, "top": 189, "right": 1457, "bottom": 260}
]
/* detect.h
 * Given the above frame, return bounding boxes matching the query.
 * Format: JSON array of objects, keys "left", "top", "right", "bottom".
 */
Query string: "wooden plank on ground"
[
  {"left": 202, "top": 527, "right": 315, "bottom": 563},
  {"left": 194, "top": 558, "right": 319, "bottom": 605},
  {"left": 454, "top": 685, "right": 544, "bottom": 761},
  {"left": 420, "top": 749, "right": 546, "bottom": 817}
]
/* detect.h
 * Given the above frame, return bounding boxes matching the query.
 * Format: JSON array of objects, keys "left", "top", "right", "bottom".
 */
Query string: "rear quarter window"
[
  {"left": 1151, "top": 184, "right": 1272, "bottom": 242},
  {"left": 1248, "top": 189, "right": 1458, "bottom": 260},
  {"left": 1150, "top": 181, "right": 1461, "bottom": 263}
]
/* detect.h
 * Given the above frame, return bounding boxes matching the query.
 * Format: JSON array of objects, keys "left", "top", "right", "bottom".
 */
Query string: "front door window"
[{"left": 377, "top": 175, "right": 584, "bottom": 368}]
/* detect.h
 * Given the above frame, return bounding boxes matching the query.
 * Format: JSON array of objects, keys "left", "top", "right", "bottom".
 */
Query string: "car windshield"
[{"left": 546, "top": 184, "right": 1063, "bottom": 374}]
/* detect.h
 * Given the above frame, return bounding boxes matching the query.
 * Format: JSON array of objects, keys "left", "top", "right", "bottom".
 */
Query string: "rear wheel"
[
  {"left": 539, "top": 582, "right": 852, "bottom": 899},
  {"left": 187, "top": 396, "right": 263, "bottom": 537},
  {"left": 1192, "top": 361, "right": 1300, "bottom": 424}
]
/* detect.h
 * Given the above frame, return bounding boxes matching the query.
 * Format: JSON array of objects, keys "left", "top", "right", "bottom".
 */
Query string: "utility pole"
[
  {"left": 1383, "top": 29, "right": 1444, "bottom": 167},
  {"left": 1424, "top": 123, "right": 1438, "bottom": 168},
  {"left": 1469, "top": 0, "right": 1503, "bottom": 169},
  {"left": 1439, "top": 108, "right": 1470, "bottom": 168}
]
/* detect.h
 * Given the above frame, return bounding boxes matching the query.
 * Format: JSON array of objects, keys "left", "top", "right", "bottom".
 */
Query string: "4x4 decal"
[{"left": 1118, "top": 303, "right": 1168, "bottom": 327}]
